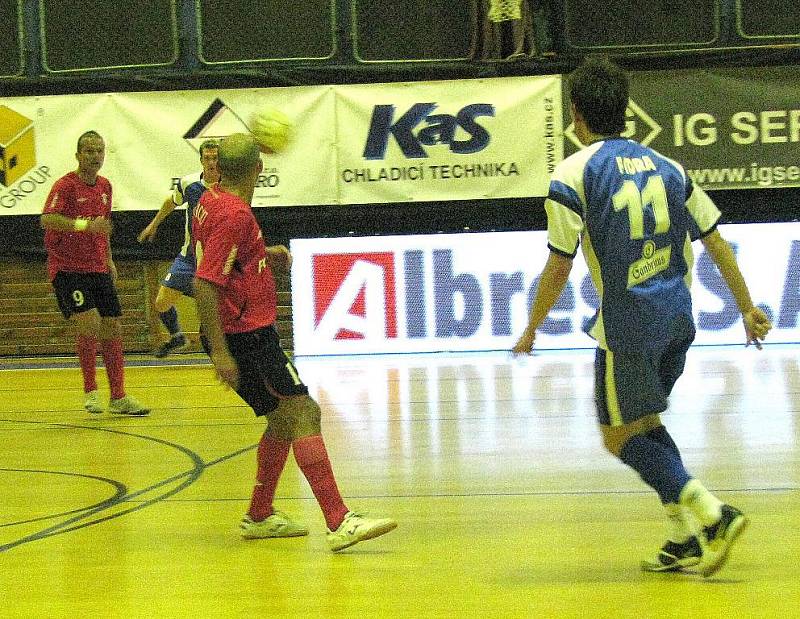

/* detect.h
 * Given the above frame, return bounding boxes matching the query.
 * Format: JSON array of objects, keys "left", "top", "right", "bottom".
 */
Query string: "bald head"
[{"left": 218, "top": 133, "right": 261, "bottom": 183}]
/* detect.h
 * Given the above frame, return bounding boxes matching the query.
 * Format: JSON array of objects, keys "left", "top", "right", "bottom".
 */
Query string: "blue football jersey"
[
  {"left": 545, "top": 137, "right": 721, "bottom": 352},
  {"left": 172, "top": 171, "right": 212, "bottom": 262}
]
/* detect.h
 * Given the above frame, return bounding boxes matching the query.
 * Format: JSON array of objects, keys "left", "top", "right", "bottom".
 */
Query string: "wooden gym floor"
[{"left": 1, "top": 345, "right": 798, "bottom": 618}]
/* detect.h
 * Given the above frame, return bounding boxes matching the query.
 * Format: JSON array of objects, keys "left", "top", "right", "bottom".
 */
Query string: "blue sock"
[
  {"left": 645, "top": 426, "right": 682, "bottom": 462},
  {"left": 159, "top": 307, "right": 181, "bottom": 336},
  {"left": 619, "top": 434, "right": 691, "bottom": 504}
]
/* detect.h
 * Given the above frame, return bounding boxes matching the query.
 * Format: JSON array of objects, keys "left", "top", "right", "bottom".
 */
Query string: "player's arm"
[
  {"left": 41, "top": 213, "right": 112, "bottom": 235},
  {"left": 512, "top": 252, "right": 573, "bottom": 355},
  {"left": 41, "top": 181, "right": 112, "bottom": 235},
  {"left": 194, "top": 277, "right": 239, "bottom": 389},
  {"left": 138, "top": 196, "right": 178, "bottom": 243},
  {"left": 513, "top": 176, "right": 583, "bottom": 355},
  {"left": 701, "top": 230, "right": 771, "bottom": 348}
]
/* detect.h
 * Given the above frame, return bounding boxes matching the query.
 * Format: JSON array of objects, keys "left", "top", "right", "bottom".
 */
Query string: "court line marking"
[
  {"left": 0, "top": 468, "right": 128, "bottom": 527},
  {"left": 0, "top": 419, "right": 256, "bottom": 553}
]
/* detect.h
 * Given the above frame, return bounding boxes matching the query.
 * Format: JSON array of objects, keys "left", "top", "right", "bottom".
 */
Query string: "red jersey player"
[
  {"left": 41, "top": 130, "right": 149, "bottom": 416},
  {"left": 193, "top": 133, "right": 396, "bottom": 551}
]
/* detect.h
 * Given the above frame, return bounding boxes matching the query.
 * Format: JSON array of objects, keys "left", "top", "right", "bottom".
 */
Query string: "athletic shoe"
[
  {"left": 641, "top": 536, "right": 702, "bottom": 572},
  {"left": 84, "top": 390, "right": 103, "bottom": 414},
  {"left": 152, "top": 333, "right": 188, "bottom": 358},
  {"left": 326, "top": 511, "right": 397, "bottom": 552},
  {"left": 109, "top": 394, "right": 150, "bottom": 416},
  {"left": 698, "top": 504, "right": 748, "bottom": 577},
  {"left": 240, "top": 511, "right": 309, "bottom": 539}
]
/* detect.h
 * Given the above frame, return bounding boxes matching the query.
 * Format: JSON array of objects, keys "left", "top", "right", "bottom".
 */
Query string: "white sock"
[
  {"left": 664, "top": 503, "right": 694, "bottom": 543},
  {"left": 679, "top": 479, "right": 724, "bottom": 527}
]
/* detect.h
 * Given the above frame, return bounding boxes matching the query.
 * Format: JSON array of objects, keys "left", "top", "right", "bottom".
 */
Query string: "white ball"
[{"left": 249, "top": 107, "right": 293, "bottom": 153}]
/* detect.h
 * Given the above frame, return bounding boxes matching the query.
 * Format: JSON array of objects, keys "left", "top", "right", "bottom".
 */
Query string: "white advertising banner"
[
  {"left": 0, "top": 86, "right": 336, "bottom": 215},
  {"left": 290, "top": 223, "right": 800, "bottom": 355},
  {"left": 335, "top": 76, "right": 562, "bottom": 204}
]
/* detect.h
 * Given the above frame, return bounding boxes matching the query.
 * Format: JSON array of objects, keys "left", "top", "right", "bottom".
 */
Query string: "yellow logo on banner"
[{"left": 0, "top": 105, "right": 36, "bottom": 187}]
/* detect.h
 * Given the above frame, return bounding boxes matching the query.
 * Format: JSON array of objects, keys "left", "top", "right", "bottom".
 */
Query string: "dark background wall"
[{"left": 2, "top": 0, "right": 799, "bottom": 260}]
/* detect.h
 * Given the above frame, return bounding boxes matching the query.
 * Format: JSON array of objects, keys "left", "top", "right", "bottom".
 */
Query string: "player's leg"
[
  {"left": 244, "top": 326, "right": 396, "bottom": 550},
  {"left": 595, "top": 347, "right": 701, "bottom": 571},
  {"left": 658, "top": 335, "right": 748, "bottom": 577},
  {"left": 52, "top": 272, "right": 103, "bottom": 413},
  {"left": 224, "top": 329, "right": 308, "bottom": 539},
  {"left": 95, "top": 274, "right": 149, "bottom": 416},
  {"left": 152, "top": 256, "right": 194, "bottom": 358}
]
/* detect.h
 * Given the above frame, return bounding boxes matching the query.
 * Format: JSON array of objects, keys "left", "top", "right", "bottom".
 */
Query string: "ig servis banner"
[
  {"left": 0, "top": 86, "right": 336, "bottom": 215},
  {"left": 563, "top": 65, "right": 800, "bottom": 190},
  {"left": 335, "top": 75, "right": 562, "bottom": 203}
]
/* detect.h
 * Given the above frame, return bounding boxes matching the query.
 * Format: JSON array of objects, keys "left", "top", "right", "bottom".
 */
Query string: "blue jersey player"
[
  {"left": 138, "top": 140, "right": 220, "bottom": 357},
  {"left": 513, "top": 58, "right": 771, "bottom": 577}
]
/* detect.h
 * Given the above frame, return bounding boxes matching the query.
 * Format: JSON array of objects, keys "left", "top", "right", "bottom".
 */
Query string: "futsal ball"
[{"left": 249, "top": 106, "right": 293, "bottom": 154}]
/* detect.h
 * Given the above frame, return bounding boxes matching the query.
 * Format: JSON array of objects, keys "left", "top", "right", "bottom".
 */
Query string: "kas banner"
[
  {"left": 334, "top": 76, "right": 562, "bottom": 203},
  {"left": 0, "top": 87, "right": 337, "bottom": 215},
  {"left": 0, "top": 75, "right": 561, "bottom": 216},
  {"left": 290, "top": 223, "right": 800, "bottom": 355},
  {"left": 563, "top": 65, "right": 800, "bottom": 190}
]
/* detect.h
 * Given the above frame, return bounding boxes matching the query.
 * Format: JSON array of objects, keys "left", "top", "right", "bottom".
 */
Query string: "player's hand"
[
  {"left": 108, "top": 260, "right": 118, "bottom": 282},
  {"left": 743, "top": 306, "right": 771, "bottom": 350},
  {"left": 211, "top": 350, "right": 239, "bottom": 390},
  {"left": 137, "top": 222, "right": 158, "bottom": 243},
  {"left": 88, "top": 217, "right": 112, "bottom": 236},
  {"left": 512, "top": 330, "right": 536, "bottom": 356},
  {"left": 267, "top": 245, "right": 292, "bottom": 271}
]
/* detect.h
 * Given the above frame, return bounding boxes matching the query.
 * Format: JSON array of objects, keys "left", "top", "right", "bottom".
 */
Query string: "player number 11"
[{"left": 612, "top": 175, "right": 671, "bottom": 239}]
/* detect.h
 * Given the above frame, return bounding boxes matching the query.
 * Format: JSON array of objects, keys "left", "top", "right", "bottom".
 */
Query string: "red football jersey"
[
  {"left": 43, "top": 172, "right": 113, "bottom": 281},
  {"left": 193, "top": 186, "right": 277, "bottom": 334}
]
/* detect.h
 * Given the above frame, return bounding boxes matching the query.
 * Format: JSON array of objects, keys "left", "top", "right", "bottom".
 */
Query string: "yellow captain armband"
[{"left": 74, "top": 218, "right": 89, "bottom": 232}]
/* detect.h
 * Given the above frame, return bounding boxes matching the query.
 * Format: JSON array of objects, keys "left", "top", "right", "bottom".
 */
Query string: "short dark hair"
[
  {"left": 568, "top": 57, "right": 629, "bottom": 136},
  {"left": 76, "top": 130, "right": 103, "bottom": 153},
  {"left": 199, "top": 139, "right": 219, "bottom": 157},
  {"left": 218, "top": 133, "right": 260, "bottom": 182}
]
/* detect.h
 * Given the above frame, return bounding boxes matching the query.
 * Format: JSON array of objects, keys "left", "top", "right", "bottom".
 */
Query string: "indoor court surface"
[{"left": 1, "top": 345, "right": 798, "bottom": 618}]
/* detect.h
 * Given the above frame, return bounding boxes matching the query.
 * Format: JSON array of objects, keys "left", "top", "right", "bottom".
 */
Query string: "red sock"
[
  {"left": 100, "top": 337, "right": 126, "bottom": 400},
  {"left": 293, "top": 434, "right": 348, "bottom": 531},
  {"left": 248, "top": 433, "right": 291, "bottom": 521},
  {"left": 76, "top": 335, "right": 98, "bottom": 393}
]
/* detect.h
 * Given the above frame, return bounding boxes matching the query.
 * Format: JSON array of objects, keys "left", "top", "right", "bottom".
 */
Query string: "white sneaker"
[
  {"left": 109, "top": 394, "right": 150, "bottom": 416},
  {"left": 84, "top": 390, "right": 103, "bottom": 414},
  {"left": 240, "top": 511, "right": 309, "bottom": 539},
  {"left": 326, "top": 511, "right": 397, "bottom": 552}
]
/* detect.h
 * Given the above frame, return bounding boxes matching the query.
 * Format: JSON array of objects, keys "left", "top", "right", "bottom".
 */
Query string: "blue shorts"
[
  {"left": 161, "top": 253, "right": 195, "bottom": 297},
  {"left": 594, "top": 328, "right": 694, "bottom": 427}
]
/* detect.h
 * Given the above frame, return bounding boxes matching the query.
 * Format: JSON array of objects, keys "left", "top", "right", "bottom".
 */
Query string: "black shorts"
[
  {"left": 206, "top": 325, "right": 309, "bottom": 417},
  {"left": 52, "top": 271, "right": 122, "bottom": 319}
]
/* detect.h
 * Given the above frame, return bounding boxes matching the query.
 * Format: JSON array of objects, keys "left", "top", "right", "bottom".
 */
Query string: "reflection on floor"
[{"left": 1, "top": 346, "right": 798, "bottom": 617}]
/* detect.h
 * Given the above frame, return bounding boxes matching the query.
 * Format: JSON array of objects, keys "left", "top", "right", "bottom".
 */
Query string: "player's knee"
[
  {"left": 98, "top": 317, "right": 122, "bottom": 339},
  {"left": 290, "top": 396, "right": 322, "bottom": 438},
  {"left": 601, "top": 414, "right": 663, "bottom": 457},
  {"left": 600, "top": 423, "right": 634, "bottom": 458},
  {"left": 72, "top": 309, "right": 101, "bottom": 336},
  {"left": 154, "top": 287, "right": 178, "bottom": 313}
]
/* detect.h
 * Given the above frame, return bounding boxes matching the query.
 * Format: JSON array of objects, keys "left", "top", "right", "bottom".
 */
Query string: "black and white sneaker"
[
  {"left": 152, "top": 333, "right": 188, "bottom": 358},
  {"left": 698, "top": 504, "right": 748, "bottom": 577},
  {"left": 641, "top": 536, "right": 702, "bottom": 572}
]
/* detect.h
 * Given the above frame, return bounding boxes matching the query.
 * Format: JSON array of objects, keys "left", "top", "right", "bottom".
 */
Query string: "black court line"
[
  {"left": 0, "top": 468, "right": 128, "bottom": 528},
  {"left": 0, "top": 419, "right": 256, "bottom": 553},
  {"left": 121, "top": 484, "right": 799, "bottom": 505}
]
